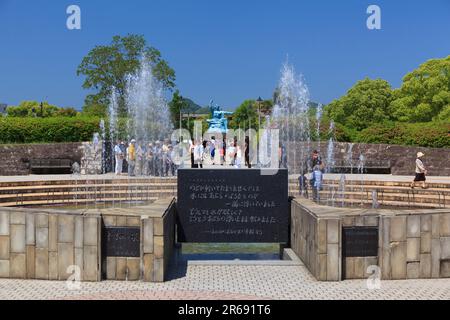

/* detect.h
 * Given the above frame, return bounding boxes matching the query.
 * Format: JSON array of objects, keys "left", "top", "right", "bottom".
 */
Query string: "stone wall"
[
  {"left": 0, "top": 208, "right": 101, "bottom": 281},
  {"left": 290, "top": 199, "right": 341, "bottom": 281},
  {"left": 380, "top": 213, "right": 450, "bottom": 279},
  {"left": 0, "top": 143, "right": 84, "bottom": 176},
  {"left": 287, "top": 142, "right": 450, "bottom": 176},
  {"left": 91, "top": 198, "right": 175, "bottom": 282},
  {"left": 291, "top": 198, "right": 450, "bottom": 281},
  {"left": 0, "top": 198, "right": 176, "bottom": 282}
]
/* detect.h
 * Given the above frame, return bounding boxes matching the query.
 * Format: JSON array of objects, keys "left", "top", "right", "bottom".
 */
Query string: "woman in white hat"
[{"left": 411, "top": 152, "right": 427, "bottom": 189}]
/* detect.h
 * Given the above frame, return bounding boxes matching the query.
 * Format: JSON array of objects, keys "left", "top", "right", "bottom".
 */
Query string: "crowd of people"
[
  {"left": 113, "top": 138, "right": 430, "bottom": 201},
  {"left": 188, "top": 136, "right": 250, "bottom": 169},
  {"left": 113, "top": 139, "right": 178, "bottom": 177},
  {"left": 112, "top": 136, "right": 252, "bottom": 176}
]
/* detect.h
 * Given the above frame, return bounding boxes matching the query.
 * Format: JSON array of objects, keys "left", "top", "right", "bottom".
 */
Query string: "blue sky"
[{"left": 0, "top": 0, "right": 449, "bottom": 110}]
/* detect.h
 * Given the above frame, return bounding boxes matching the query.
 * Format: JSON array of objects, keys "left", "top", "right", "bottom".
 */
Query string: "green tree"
[
  {"left": 389, "top": 56, "right": 450, "bottom": 122},
  {"left": 55, "top": 107, "right": 79, "bottom": 117},
  {"left": 229, "top": 100, "right": 259, "bottom": 131},
  {"left": 168, "top": 90, "right": 189, "bottom": 128},
  {"left": 326, "top": 78, "right": 393, "bottom": 130},
  {"left": 7, "top": 101, "right": 60, "bottom": 118},
  {"left": 77, "top": 34, "right": 176, "bottom": 116}
]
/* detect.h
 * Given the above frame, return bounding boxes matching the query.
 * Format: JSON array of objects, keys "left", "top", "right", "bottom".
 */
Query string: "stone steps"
[
  {"left": 0, "top": 184, "right": 177, "bottom": 193},
  {"left": 288, "top": 179, "right": 450, "bottom": 189},
  {"left": 0, "top": 189, "right": 176, "bottom": 204},
  {"left": 288, "top": 183, "right": 450, "bottom": 195},
  {"left": 0, "top": 196, "right": 162, "bottom": 208},
  {"left": 289, "top": 190, "right": 449, "bottom": 205},
  {"left": 296, "top": 197, "right": 444, "bottom": 209}
]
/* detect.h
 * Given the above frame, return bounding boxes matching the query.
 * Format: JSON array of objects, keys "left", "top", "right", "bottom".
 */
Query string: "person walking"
[
  {"left": 210, "top": 136, "right": 216, "bottom": 165},
  {"left": 411, "top": 152, "right": 428, "bottom": 189},
  {"left": 120, "top": 141, "right": 127, "bottom": 173},
  {"left": 193, "top": 140, "right": 204, "bottom": 168},
  {"left": 245, "top": 136, "right": 251, "bottom": 168},
  {"left": 126, "top": 139, "right": 137, "bottom": 176},
  {"left": 221, "top": 139, "right": 226, "bottom": 166},
  {"left": 189, "top": 138, "right": 195, "bottom": 168},
  {"left": 228, "top": 141, "right": 236, "bottom": 166},
  {"left": 113, "top": 140, "right": 124, "bottom": 175}
]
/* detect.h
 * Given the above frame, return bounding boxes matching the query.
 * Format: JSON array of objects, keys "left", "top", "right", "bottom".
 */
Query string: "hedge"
[
  {"left": 0, "top": 117, "right": 101, "bottom": 143},
  {"left": 356, "top": 122, "right": 450, "bottom": 148},
  {"left": 0, "top": 116, "right": 449, "bottom": 148}
]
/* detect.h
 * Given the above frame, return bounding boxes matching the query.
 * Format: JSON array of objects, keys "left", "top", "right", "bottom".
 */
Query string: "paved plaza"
[{"left": 1, "top": 262, "right": 449, "bottom": 300}]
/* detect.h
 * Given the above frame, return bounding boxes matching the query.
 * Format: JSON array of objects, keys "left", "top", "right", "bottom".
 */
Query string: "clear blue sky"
[{"left": 1, "top": 0, "right": 449, "bottom": 110}]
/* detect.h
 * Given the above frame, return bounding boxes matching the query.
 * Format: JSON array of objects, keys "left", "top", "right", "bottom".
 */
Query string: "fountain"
[
  {"left": 106, "top": 57, "right": 173, "bottom": 176},
  {"left": 358, "top": 153, "right": 366, "bottom": 206},
  {"left": 316, "top": 103, "right": 323, "bottom": 150},
  {"left": 338, "top": 173, "right": 346, "bottom": 207},
  {"left": 269, "top": 63, "right": 311, "bottom": 174},
  {"left": 347, "top": 143, "right": 354, "bottom": 173},
  {"left": 108, "top": 89, "right": 119, "bottom": 171},
  {"left": 124, "top": 59, "right": 172, "bottom": 143},
  {"left": 326, "top": 121, "right": 335, "bottom": 173}
]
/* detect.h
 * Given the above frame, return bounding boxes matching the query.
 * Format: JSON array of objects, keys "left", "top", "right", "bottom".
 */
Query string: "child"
[{"left": 298, "top": 170, "right": 308, "bottom": 198}]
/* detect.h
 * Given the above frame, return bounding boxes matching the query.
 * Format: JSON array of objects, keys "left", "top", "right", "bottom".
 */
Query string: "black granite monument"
[{"left": 177, "top": 169, "right": 289, "bottom": 243}]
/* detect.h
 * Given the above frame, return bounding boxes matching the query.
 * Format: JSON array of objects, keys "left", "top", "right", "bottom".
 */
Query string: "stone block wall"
[
  {"left": 290, "top": 199, "right": 341, "bottom": 281},
  {"left": 102, "top": 213, "right": 142, "bottom": 281},
  {"left": 101, "top": 199, "right": 176, "bottom": 282},
  {"left": 291, "top": 198, "right": 450, "bottom": 281},
  {"left": 0, "top": 208, "right": 101, "bottom": 281},
  {"left": 380, "top": 213, "right": 450, "bottom": 279},
  {"left": 0, "top": 143, "right": 83, "bottom": 176},
  {"left": 142, "top": 200, "right": 176, "bottom": 282},
  {"left": 341, "top": 215, "right": 380, "bottom": 280},
  {"left": 287, "top": 142, "right": 450, "bottom": 176}
]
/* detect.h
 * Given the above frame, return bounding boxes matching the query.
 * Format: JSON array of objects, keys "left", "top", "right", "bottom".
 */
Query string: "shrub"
[
  {"left": 356, "top": 122, "right": 450, "bottom": 148},
  {"left": 0, "top": 117, "right": 101, "bottom": 143}
]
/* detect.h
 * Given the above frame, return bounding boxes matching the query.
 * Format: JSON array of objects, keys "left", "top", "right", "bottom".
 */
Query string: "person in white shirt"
[
  {"left": 411, "top": 152, "right": 428, "bottom": 189},
  {"left": 235, "top": 145, "right": 242, "bottom": 168},
  {"left": 227, "top": 141, "right": 236, "bottom": 166},
  {"left": 113, "top": 140, "right": 124, "bottom": 175},
  {"left": 210, "top": 137, "right": 216, "bottom": 165},
  {"left": 193, "top": 140, "right": 204, "bottom": 168}
]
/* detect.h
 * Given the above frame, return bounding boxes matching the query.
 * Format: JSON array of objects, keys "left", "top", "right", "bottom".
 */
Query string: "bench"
[
  {"left": 30, "top": 159, "right": 73, "bottom": 175},
  {"left": 330, "top": 159, "right": 391, "bottom": 174}
]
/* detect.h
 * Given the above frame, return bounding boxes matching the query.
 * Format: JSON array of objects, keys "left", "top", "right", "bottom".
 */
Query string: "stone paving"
[{"left": 0, "top": 263, "right": 449, "bottom": 300}]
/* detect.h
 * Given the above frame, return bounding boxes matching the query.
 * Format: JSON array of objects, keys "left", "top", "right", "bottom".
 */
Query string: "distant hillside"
[{"left": 181, "top": 98, "right": 200, "bottom": 113}]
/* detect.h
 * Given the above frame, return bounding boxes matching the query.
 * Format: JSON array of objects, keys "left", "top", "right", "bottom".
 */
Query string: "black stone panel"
[{"left": 177, "top": 169, "right": 289, "bottom": 243}]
